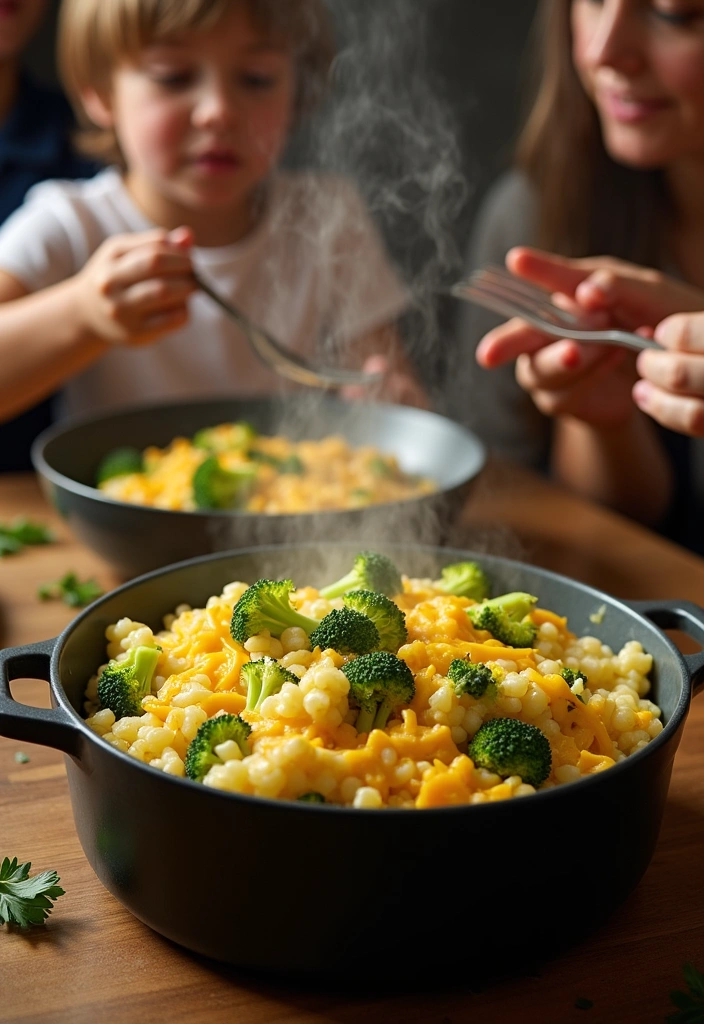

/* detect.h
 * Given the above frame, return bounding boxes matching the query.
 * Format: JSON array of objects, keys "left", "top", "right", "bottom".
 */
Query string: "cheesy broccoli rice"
[
  {"left": 84, "top": 554, "right": 662, "bottom": 809},
  {"left": 95, "top": 421, "right": 434, "bottom": 513}
]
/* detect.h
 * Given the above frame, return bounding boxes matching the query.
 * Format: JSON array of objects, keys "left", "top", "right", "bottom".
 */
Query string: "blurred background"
[{"left": 25, "top": 0, "right": 541, "bottom": 392}]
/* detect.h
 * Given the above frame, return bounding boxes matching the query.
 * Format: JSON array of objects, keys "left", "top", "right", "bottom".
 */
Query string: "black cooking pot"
[
  {"left": 2, "top": 544, "right": 704, "bottom": 977},
  {"left": 31, "top": 397, "right": 486, "bottom": 578}
]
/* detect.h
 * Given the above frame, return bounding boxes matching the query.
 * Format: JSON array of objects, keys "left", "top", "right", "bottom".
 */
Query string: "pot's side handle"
[
  {"left": 0, "top": 639, "right": 83, "bottom": 757},
  {"left": 626, "top": 600, "right": 704, "bottom": 696}
]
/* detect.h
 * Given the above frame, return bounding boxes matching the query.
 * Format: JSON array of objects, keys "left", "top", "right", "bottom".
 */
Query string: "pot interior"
[{"left": 57, "top": 543, "right": 688, "bottom": 734}]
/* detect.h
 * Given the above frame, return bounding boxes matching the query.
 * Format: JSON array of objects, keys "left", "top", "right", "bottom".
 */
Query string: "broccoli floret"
[
  {"left": 241, "top": 656, "right": 300, "bottom": 713},
  {"left": 96, "top": 446, "right": 143, "bottom": 485},
  {"left": 279, "top": 454, "right": 304, "bottom": 475},
  {"left": 561, "top": 667, "right": 588, "bottom": 704},
  {"left": 97, "top": 645, "right": 160, "bottom": 719},
  {"left": 184, "top": 713, "right": 251, "bottom": 782},
  {"left": 309, "top": 608, "right": 380, "bottom": 655},
  {"left": 467, "top": 592, "right": 538, "bottom": 648},
  {"left": 297, "top": 792, "right": 326, "bottom": 804},
  {"left": 561, "top": 667, "right": 588, "bottom": 687},
  {"left": 436, "top": 561, "right": 490, "bottom": 601},
  {"left": 447, "top": 658, "right": 497, "bottom": 699},
  {"left": 342, "top": 590, "right": 408, "bottom": 652},
  {"left": 192, "top": 456, "right": 257, "bottom": 510},
  {"left": 468, "top": 717, "right": 552, "bottom": 787},
  {"left": 342, "top": 651, "right": 415, "bottom": 734},
  {"left": 319, "top": 552, "right": 403, "bottom": 600},
  {"left": 471, "top": 607, "right": 538, "bottom": 648},
  {"left": 192, "top": 421, "right": 257, "bottom": 453},
  {"left": 249, "top": 450, "right": 304, "bottom": 475},
  {"left": 230, "top": 578, "right": 320, "bottom": 643},
  {"left": 368, "top": 456, "right": 395, "bottom": 478}
]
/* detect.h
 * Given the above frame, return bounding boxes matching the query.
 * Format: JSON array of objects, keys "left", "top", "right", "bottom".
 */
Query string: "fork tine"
[
  {"left": 478, "top": 265, "right": 558, "bottom": 302},
  {"left": 453, "top": 285, "right": 547, "bottom": 328},
  {"left": 454, "top": 285, "right": 580, "bottom": 341},
  {"left": 460, "top": 276, "right": 581, "bottom": 328},
  {"left": 470, "top": 262, "right": 581, "bottom": 313},
  {"left": 471, "top": 267, "right": 582, "bottom": 324},
  {"left": 473, "top": 267, "right": 583, "bottom": 324},
  {"left": 451, "top": 271, "right": 658, "bottom": 353}
]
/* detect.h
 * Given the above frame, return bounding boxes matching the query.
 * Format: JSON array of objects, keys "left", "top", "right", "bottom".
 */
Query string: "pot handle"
[
  {"left": 625, "top": 600, "right": 704, "bottom": 696},
  {"left": 0, "top": 639, "right": 84, "bottom": 758}
]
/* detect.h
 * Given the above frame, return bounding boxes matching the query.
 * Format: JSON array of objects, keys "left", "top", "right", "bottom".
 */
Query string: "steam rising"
[
  {"left": 214, "top": 0, "right": 476, "bottom": 557},
  {"left": 291, "top": 0, "right": 469, "bottom": 366}
]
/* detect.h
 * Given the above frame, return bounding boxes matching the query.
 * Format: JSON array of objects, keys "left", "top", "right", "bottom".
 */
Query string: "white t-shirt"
[{"left": 0, "top": 167, "right": 408, "bottom": 419}]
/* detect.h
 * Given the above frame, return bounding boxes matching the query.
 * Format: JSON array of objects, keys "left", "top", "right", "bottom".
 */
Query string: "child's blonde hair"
[{"left": 58, "top": 0, "right": 334, "bottom": 166}]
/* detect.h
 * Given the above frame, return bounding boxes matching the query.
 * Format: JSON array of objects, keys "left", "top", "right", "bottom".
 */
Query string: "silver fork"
[
  {"left": 451, "top": 264, "right": 660, "bottom": 352},
  {"left": 194, "top": 272, "right": 384, "bottom": 389}
]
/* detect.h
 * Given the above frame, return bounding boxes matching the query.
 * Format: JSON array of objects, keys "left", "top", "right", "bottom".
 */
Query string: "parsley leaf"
[
  {"left": 668, "top": 963, "right": 704, "bottom": 1023},
  {"left": 0, "top": 857, "right": 65, "bottom": 928},
  {"left": 38, "top": 572, "right": 103, "bottom": 608},
  {"left": 0, "top": 534, "right": 22, "bottom": 556},
  {"left": 0, "top": 518, "right": 54, "bottom": 557}
]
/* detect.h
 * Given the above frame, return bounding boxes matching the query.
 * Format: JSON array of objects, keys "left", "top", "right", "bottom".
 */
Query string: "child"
[
  {"left": 0, "top": 0, "right": 423, "bottom": 428},
  {"left": 0, "top": 0, "right": 97, "bottom": 469}
]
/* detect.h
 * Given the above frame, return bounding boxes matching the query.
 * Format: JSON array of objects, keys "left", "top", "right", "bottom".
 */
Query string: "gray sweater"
[
  {"left": 448, "top": 171, "right": 551, "bottom": 470},
  {"left": 448, "top": 170, "right": 704, "bottom": 552}
]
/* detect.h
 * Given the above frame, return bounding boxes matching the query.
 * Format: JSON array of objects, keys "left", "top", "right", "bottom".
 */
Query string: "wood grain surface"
[{"left": 1, "top": 465, "right": 704, "bottom": 1024}]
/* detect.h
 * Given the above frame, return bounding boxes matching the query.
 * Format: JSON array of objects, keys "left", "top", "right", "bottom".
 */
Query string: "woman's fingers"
[
  {"left": 476, "top": 318, "right": 559, "bottom": 368},
  {"left": 637, "top": 348, "right": 704, "bottom": 397},
  {"left": 506, "top": 247, "right": 592, "bottom": 294},
  {"left": 508, "top": 247, "right": 704, "bottom": 330},
  {"left": 515, "top": 339, "right": 613, "bottom": 391},
  {"left": 574, "top": 269, "right": 704, "bottom": 329},
  {"left": 654, "top": 311, "right": 704, "bottom": 351},
  {"left": 522, "top": 348, "right": 633, "bottom": 424},
  {"left": 633, "top": 380, "right": 704, "bottom": 436}
]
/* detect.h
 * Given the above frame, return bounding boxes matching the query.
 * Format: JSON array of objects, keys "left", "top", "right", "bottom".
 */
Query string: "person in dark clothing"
[{"left": 0, "top": 0, "right": 96, "bottom": 472}]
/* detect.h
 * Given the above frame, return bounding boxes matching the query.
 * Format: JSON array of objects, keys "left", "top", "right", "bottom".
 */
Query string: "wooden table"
[{"left": 2, "top": 465, "right": 704, "bottom": 1024}]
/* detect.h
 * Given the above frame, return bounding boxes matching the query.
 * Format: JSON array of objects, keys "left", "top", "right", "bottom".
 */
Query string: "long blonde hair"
[
  {"left": 58, "top": 0, "right": 334, "bottom": 166},
  {"left": 516, "top": 0, "right": 669, "bottom": 264}
]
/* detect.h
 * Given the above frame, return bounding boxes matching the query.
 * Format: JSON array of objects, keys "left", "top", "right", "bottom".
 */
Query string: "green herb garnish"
[
  {"left": 38, "top": 572, "right": 103, "bottom": 608},
  {"left": 0, "top": 857, "right": 65, "bottom": 928},
  {"left": 0, "top": 518, "right": 54, "bottom": 557},
  {"left": 669, "top": 963, "right": 704, "bottom": 1022},
  {"left": 13, "top": 752, "right": 30, "bottom": 764}
]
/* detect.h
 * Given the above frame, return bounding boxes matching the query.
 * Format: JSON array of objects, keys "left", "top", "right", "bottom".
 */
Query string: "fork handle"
[{"left": 559, "top": 328, "right": 660, "bottom": 351}]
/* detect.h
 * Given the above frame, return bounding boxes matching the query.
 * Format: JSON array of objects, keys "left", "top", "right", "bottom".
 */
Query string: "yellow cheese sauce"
[
  {"left": 84, "top": 576, "right": 661, "bottom": 808},
  {"left": 98, "top": 427, "right": 434, "bottom": 513}
]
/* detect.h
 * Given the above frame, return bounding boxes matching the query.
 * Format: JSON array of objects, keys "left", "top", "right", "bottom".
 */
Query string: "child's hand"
[
  {"left": 633, "top": 313, "right": 704, "bottom": 436},
  {"left": 342, "top": 354, "right": 430, "bottom": 409},
  {"left": 73, "top": 226, "right": 196, "bottom": 346}
]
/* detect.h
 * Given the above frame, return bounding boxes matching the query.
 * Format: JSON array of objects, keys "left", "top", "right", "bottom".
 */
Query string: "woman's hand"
[
  {"left": 504, "top": 247, "right": 704, "bottom": 329},
  {"left": 633, "top": 313, "right": 704, "bottom": 436},
  {"left": 476, "top": 246, "right": 704, "bottom": 429},
  {"left": 477, "top": 297, "right": 637, "bottom": 429},
  {"left": 72, "top": 226, "right": 197, "bottom": 347}
]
